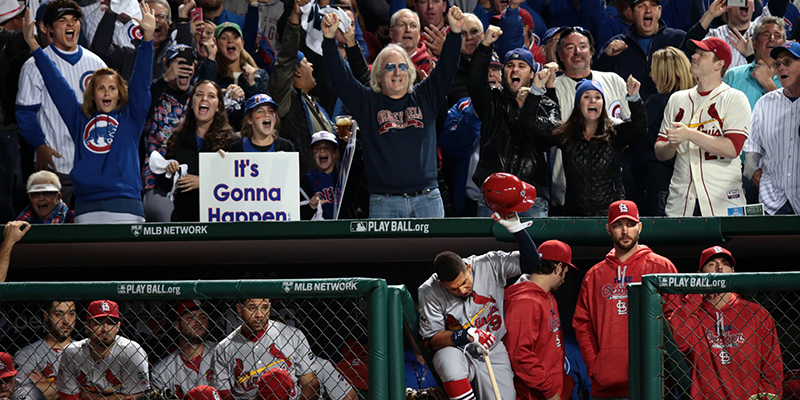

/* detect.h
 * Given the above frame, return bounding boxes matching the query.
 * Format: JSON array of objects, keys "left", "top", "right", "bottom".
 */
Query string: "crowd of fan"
[{"left": 0, "top": 0, "right": 798, "bottom": 224}]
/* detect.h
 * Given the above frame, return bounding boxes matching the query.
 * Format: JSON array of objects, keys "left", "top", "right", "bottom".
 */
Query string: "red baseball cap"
[
  {"left": 86, "top": 300, "right": 120, "bottom": 321},
  {"left": 0, "top": 352, "right": 18, "bottom": 379},
  {"left": 689, "top": 37, "right": 733, "bottom": 69},
  {"left": 608, "top": 200, "right": 640, "bottom": 224},
  {"left": 185, "top": 386, "right": 222, "bottom": 400},
  {"left": 699, "top": 246, "right": 736, "bottom": 271},
  {"left": 176, "top": 300, "right": 206, "bottom": 318},
  {"left": 258, "top": 368, "right": 294, "bottom": 400},
  {"left": 538, "top": 240, "right": 578, "bottom": 270},
  {"left": 336, "top": 339, "right": 369, "bottom": 390}
]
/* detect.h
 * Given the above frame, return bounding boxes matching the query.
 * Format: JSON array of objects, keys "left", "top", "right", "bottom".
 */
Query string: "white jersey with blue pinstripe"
[
  {"left": 704, "top": 9, "right": 772, "bottom": 69},
  {"left": 81, "top": 2, "right": 139, "bottom": 50},
  {"left": 16, "top": 45, "right": 107, "bottom": 173},
  {"left": 743, "top": 88, "right": 800, "bottom": 214}
]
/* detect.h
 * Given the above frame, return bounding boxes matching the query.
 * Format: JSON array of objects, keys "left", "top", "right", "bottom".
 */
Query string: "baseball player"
[
  {"left": 504, "top": 240, "right": 578, "bottom": 400},
  {"left": 14, "top": 301, "right": 76, "bottom": 400},
  {"left": 57, "top": 300, "right": 150, "bottom": 400},
  {"left": 654, "top": 37, "right": 750, "bottom": 217},
  {"left": 573, "top": 200, "right": 677, "bottom": 399},
  {"left": 151, "top": 301, "right": 216, "bottom": 398},
  {"left": 15, "top": 0, "right": 106, "bottom": 204},
  {"left": 668, "top": 246, "right": 783, "bottom": 399},
  {"left": 417, "top": 212, "right": 541, "bottom": 400},
  {"left": 210, "top": 298, "right": 320, "bottom": 400},
  {"left": 0, "top": 352, "right": 19, "bottom": 400},
  {"left": 310, "top": 359, "right": 355, "bottom": 400}
]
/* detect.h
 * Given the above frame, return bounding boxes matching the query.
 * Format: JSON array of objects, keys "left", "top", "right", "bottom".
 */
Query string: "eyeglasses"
[
  {"left": 772, "top": 59, "right": 797, "bottom": 69},
  {"left": 392, "top": 21, "right": 419, "bottom": 30},
  {"left": 384, "top": 63, "right": 409, "bottom": 72},
  {"left": 29, "top": 192, "right": 58, "bottom": 199},
  {"left": 155, "top": 13, "right": 169, "bottom": 22},
  {"left": 461, "top": 28, "right": 482, "bottom": 37}
]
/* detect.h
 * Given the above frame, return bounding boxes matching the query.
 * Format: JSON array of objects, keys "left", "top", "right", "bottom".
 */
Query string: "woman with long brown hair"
[
  {"left": 551, "top": 76, "right": 646, "bottom": 216},
  {"left": 159, "top": 80, "right": 236, "bottom": 222}
]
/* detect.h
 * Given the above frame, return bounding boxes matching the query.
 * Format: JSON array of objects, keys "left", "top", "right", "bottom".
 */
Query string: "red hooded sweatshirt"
[
  {"left": 669, "top": 293, "right": 783, "bottom": 399},
  {"left": 572, "top": 245, "right": 677, "bottom": 397},
  {"left": 504, "top": 280, "right": 569, "bottom": 400}
]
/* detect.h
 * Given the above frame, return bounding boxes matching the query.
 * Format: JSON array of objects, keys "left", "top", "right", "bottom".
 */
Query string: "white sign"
[{"left": 199, "top": 152, "right": 300, "bottom": 222}]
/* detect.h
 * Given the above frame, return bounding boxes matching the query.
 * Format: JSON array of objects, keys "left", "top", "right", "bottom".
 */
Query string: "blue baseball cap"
[
  {"left": 164, "top": 44, "right": 195, "bottom": 61},
  {"left": 542, "top": 26, "right": 569, "bottom": 46},
  {"left": 490, "top": 51, "right": 503, "bottom": 67},
  {"left": 245, "top": 94, "right": 279, "bottom": 114},
  {"left": 297, "top": 50, "right": 306, "bottom": 64},
  {"left": 35, "top": 1, "right": 50, "bottom": 23},
  {"left": 770, "top": 41, "right": 800, "bottom": 60},
  {"left": 504, "top": 48, "right": 539, "bottom": 71},
  {"left": 574, "top": 79, "right": 605, "bottom": 105}
]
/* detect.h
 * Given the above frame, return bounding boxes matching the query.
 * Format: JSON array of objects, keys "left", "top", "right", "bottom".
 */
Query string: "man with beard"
[
  {"left": 504, "top": 240, "right": 578, "bottom": 400},
  {"left": 418, "top": 212, "right": 540, "bottom": 400},
  {"left": 573, "top": 200, "right": 677, "bottom": 399},
  {"left": 57, "top": 300, "right": 150, "bottom": 400},
  {"left": 14, "top": 302, "right": 76, "bottom": 400},
  {"left": 151, "top": 301, "right": 216, "bottom": 398},
  {"left": 211, "top": 298, "right": 320, "bottom": 400}
]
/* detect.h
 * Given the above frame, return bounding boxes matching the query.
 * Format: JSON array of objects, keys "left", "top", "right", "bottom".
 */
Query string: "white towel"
[
  {"left": 301, "top": 3, "right": 352, "bottom": 56},
  {"left": 299, "top": 187, "right": 325, "bottom": 220},
  {"left": 110, "top": 0, "right": 142, "bottom": 20},
  {"left": 148, "top": 151, "right": 188, "bottom": 202}
]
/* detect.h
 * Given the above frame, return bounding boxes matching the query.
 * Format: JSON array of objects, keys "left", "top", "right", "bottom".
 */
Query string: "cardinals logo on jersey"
[
  {"left": 675, "top": 108, "right": 684, "bottom": 122},
  {"left": 268, "top": 344, "right": 292, "bottom": 368},
  {"left": 471, "top": 292, "right": 495, "bottom": 305},
  {"left": 105, "top": 370, "right": 122, "bottom": 387},
  {"left": 707, "top": 103, "right": 723, "bottom": 129},
  {"left": 445, "top": 314, "right": 462, "bottom": 331}
]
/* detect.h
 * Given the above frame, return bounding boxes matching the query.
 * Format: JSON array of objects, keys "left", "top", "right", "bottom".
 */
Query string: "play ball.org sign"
[{"left": 199, "top": 152, "right": 300, "bottom": 222}]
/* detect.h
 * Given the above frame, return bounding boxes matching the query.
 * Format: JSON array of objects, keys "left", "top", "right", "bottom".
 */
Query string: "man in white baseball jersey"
[
  {"left": 57, "top": 300, "right": 150, "bottom": 400},
  {"left": 151, "top": 301, "right": 215, "bottom": 397},
  {"left": 654, "top": 37, "right": 750, "bottom": 217},
  {"left": 418, "top": 212, "right": 540, "bottom": 400},
  {"left": 743, "top": 42, "right": 800, "bottom": 215},
  {"left": 210, "top": 299, "right": 320, "bottom": 400},
  {"left": 14, "top": 301, "right": 77, "bottom": 400},
  {"left": 15, "top": 0, "right": 106, "bottom": 205}
]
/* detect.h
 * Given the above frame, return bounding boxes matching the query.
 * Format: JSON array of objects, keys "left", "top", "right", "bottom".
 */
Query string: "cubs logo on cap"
[
  {"left": 608, "top": 200, "right": 640, "bottom": 224},
  {"left": 245, "top": 93, "right": 279, "bottom": 114},
  {"left": 699, "top": 246, "right": 736, "bottom": 271},
  {"left": 86, "top": 300, "right": 120, "bottom": 321},
  {"left": 0, "top": 352, "right": 18, "bottom": 379}
]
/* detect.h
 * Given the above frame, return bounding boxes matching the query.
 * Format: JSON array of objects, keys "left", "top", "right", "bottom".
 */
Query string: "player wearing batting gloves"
[
  {"left": 654, "top": 37, "right": 750, "bottom": 217},
  {"left": 151, "top": 301, "right": 216, "bottom": 398},
  {"left": 668, "top": 246, "right": 783, "bottom": 399},
  {"left": 15, "top": 301, "right": 77, "bottom": 400},
  {"left": 210, "top": 298, "right": 320, "bottom": 400},
  {"left": 573, "top": 200, "right": 677, "bottom": 399},
  {"left": 57, "top": 300, "right": 150, "bottom": 400},
  {"left": 418, "top": 211, "right": 540, "bottom": 400},
  {"left": 504, "top": 240, "right": 578, "bottom": 400}
]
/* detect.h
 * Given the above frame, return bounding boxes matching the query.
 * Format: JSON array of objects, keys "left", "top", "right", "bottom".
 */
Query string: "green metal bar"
[
  {"left": 627, "top": 282, "right": 642, "bottom": 399},
  {"left": 645, "top": 272, "right": 800, "bottom": 294},
  {"left": 368, "top": 280, "right": 388, "bottom": 400},
  {"left": 641, "top": 276, "right": 664, "bottom": 399},
  {"left": 387, "top": 286, "right": 406, "bottom": 400}
]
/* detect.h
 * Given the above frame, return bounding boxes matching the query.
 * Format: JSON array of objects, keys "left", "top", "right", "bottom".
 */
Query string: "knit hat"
[{"left": 574, "top": 79, "right": 605, "bottom": 106}]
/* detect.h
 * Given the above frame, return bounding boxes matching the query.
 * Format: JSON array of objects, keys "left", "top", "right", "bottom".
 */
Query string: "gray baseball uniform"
[
  {"left": 57, "top": 336, "right": 150, "bottom": 397},
  {"left": 14, "top": 339, "right": 63, "bottom": 400},
  {"left": 151, "top": 342, "right": 216, "bottom": 397}
]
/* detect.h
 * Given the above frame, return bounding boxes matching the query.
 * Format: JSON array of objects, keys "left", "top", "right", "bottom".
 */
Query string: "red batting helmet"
[{"left": 481, "top": 173, "right": 537, "bottom": 215}]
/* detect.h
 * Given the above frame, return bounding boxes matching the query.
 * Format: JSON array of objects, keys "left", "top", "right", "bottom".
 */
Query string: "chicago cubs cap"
[
  {"left": 699, "top": 246, "right": 736, "bottom": 271},
  {"left": 631, "top": 0, "right": 660, "bottom": 8},
  {"left": 504, "top": 48, "right": 536, "bottom": 70},
  {"left": 214, "top": 21, "right": 242, "bottom": 38},
  {"left": 86, "top": 300, "right": 120, "bottom": 321},
  {"left": 770, "top": 41, "right": 800, "bottom": 60},
  {"left": 310, "top": 131, "right": 338, "bottom": 148},
  {"left": 0, "top": 352, "right": 18, "bottom": 379},
  {"left": 688, "top": 37, "right": 732, "bottom": 69},
  {"left": 257, "top": 368, "right": 294, "bottom": 400},
  {"left": 608, "top": 200, "right": 640, "bottom": 224},
  {"left": 43, "top": 2, "right": 82, "bottom": 26},
  {"left": 164, "top": 44, "right": 195, "bottom": 61},
  {"left": 245, "top": 94, "right": 279, "bottom": 114},
  {"left": 35, "top": 1, "right": 50, "bottom": 24},
  {"left": 27, "top": 183, "right": 60, "bottom": 193},
  {"left": 490, "top": 51, "right": 503, "bottom": 67},
  {"left": 542, "top": 26, "right": 568, "bottom": 45},
  {"left": 176, "top": 300, "right": 206, "bottom": 318},
  {"left": 574, "top": 79, "right": 605, "bottom": 105},
  {"left": 0, "top": 1, "right": 24, "bottom": 25},
  {"left": 185, "top": 385, "right": 222, "bottom": 400},
  {"left": 538, "top": 240, "right": 578, "bottom": 270}
]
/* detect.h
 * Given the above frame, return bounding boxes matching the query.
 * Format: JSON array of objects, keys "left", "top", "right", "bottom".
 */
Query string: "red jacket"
[
  {"left": 669, "top": 293, "right": 783, "bottom": 399},
  {"left": 411, "top": 41, "right": 436, "bottom": 76},
  {"left": 504, "top": 280, "right": 568, "bottom": 400},
  {"left": 572, "top": 245, "right": 677, "bottom": 397}
]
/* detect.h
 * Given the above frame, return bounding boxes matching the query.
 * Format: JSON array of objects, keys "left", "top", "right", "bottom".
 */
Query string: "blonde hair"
[
  {"left": 370, "top": 45, "right": 417, "bottom": 94},
  {"left": 27, "top": 171, "right": 61, "bottom": 191},
  {"left": 216, "top": 31, "right": 258, "bottom": 79},
  {"left": 651, "top": 46, "right": 696, "bottom": 94}
]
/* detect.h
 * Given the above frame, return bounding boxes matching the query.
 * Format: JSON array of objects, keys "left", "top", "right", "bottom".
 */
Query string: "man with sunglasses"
[{"left": 742, "top": 42, "right": 800, "bottom": 215}]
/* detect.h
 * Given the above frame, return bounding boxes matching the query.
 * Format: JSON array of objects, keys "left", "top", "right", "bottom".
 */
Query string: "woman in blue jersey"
[
  {"left": 228, "top": 94, "right": 296, "bottom": 153},
  {"left": 22, "top": 4, "right": 155, "bottom": 223}
]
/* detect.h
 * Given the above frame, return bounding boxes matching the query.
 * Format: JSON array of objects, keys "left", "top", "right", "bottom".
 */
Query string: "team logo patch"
[
  {"left": 675, "top": 108, "right": 684, "bottom": 122},
  {"left": 608, "top": 100, "right": 622, "bottom": 119},
  {"left": 726, "top": 189, "right": 740, "bottom": 199},
  {"left": 80, "top": 71, "right": 95, "bottom": 93},
  {"left": 101, "top": 302, "right": 111, "bottom": 312},
  {"left": 83, "top": 115, "right": 119, "bottom": 154},
  {"left": 128, "top": 24, "right": 143, "bottom": 41}
]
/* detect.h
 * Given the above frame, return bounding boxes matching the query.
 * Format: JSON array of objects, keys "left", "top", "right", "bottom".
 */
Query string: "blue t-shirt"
[
  {"left": 242, "top": 137, "right": 276, "bottom": 152},
  {"left": 196, "top": 135, "right": 204, "bottom": 150},
  {"left": 306, "top": 169, "right": 335, "bottom": 219}
]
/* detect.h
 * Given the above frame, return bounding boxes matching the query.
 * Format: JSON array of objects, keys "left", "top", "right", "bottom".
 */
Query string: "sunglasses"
[
  {"left": 772, "top": 59, "right": 797, "bottom": 69},
  {"left": 384, "top": 63, "right": 409, "bottom": 72}
]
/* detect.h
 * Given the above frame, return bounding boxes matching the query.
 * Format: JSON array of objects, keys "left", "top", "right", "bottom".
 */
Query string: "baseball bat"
[{"left": 481, "top": 347, "right": 502, "bottom": 400}]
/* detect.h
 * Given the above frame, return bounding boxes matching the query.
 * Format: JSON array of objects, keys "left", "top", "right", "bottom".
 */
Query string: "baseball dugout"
[
  {"left": 0, "top": 279, "right": 412, "bottom": 400},
  {"left": 629, "top": 272, "right": 800, "bottom": 400}
]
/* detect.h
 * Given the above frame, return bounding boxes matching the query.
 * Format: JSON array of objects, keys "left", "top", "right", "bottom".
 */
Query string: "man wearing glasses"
[
  {"left": 722, "top": 17, "right": 786, "bottom": 109},
  {"left": 321, "top": 7, "right": 467, "bottom": 218},
  {"left": 743, "top": 41, "right": 800, "bottom": 215}
]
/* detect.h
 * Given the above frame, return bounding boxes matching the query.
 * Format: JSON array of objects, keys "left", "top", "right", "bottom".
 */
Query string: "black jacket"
[
  {"left": 468, "top": 43, "right": 561, "bottom": 201},
  {"left": 559, "top": 99, "right": 647, "bottom": 216}
]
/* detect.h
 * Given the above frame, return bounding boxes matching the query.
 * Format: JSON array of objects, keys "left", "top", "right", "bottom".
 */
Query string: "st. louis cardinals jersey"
[
  {"left": 313, "top": 358, "right": 353, "bottom": 400},
  {"left": 210, "top": 321, "right": 316, "bottom": 400},
  {"left": 16, "top": 45, "right": 106, "bottom": 173},
  {"left": 151, "top": 342, "right": 216, "bottom": 398},
  {"left": 14, "top": 339, "right": 64, "bottom": 400},
  {"left": 418, "top": 250, "right": 522, "bottom": 347},
  {"left": 57, "top": 336, "right": 150, "bottom": 396},
  {"left": 658, "top": 83, "right": 749, "bottom": 216}
]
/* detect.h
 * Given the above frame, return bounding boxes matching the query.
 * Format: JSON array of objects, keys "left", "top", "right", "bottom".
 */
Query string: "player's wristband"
[{"left": 452, "top": 329, "right": 470, "bottom": 346}]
